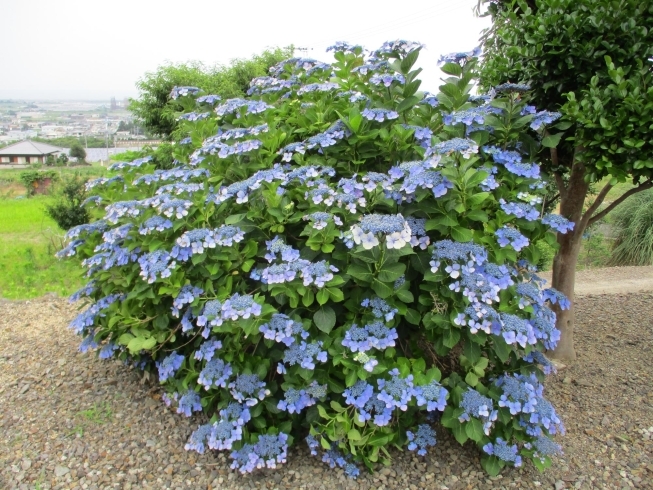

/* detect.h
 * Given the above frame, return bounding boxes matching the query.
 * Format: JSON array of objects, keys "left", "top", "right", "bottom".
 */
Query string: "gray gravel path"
[{"left": 1, "top": 290, "right": 652, "bottom": 490}]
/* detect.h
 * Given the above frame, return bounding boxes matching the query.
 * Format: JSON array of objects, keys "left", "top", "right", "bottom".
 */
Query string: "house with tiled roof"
[{"left": 0, "top": 140, "right": 68, "bottom": 164}]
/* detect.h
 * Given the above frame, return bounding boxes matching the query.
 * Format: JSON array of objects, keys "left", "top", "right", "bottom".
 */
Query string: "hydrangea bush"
[{"left": 60, "top": 41, "right": 573, "bottom": 477}]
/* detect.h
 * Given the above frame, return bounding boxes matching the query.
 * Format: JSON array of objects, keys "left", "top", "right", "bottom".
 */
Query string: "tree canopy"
[
  {"left": 129, "top": 46, "right": 294, "bottom": 139},
  {"left": 477, "top": 0, "right": 653, "bottom": 360}
]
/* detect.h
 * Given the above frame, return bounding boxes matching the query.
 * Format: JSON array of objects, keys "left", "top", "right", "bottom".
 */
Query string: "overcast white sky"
[{"left": 0, "top": 0, "right": 491, "bottom": 100}]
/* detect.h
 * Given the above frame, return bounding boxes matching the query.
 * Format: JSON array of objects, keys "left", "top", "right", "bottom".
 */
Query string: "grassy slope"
[{"left": 0, "top": 196, "right": 84, "bottom": 299}]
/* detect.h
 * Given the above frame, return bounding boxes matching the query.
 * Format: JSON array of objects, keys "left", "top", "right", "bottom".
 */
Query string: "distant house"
[{"left": 0, "top": 140, "right": 67, "bottom": 164}]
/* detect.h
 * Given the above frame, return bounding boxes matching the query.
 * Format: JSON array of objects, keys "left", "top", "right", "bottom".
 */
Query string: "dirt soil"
[
  {"left": 539, "top": 266, "right": 653, "bottom": 296},
  {"left": 1, "top": 270, "right": 652, "bottom": 490}
]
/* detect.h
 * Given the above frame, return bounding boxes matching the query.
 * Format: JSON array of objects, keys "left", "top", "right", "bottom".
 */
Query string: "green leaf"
[
  {"left": 302, "top": 289, "right": 315, "bottom": 307},
  {"left": 493, "top": 337, "right": 511, "bottom": 363},
  {"left": 397, "top": 95, "right": 420, "bottom": 113},
  {"left": 465, "top": 371, "right": 479, "bottom": 387},
  {"left": 327, "top": 287, "right": 344, "bottom": 302},
  {"left": 405, "top": 308, "right": 421, "bottom": 325},
  {"left": 127, "top": 336, "right": 156, "bottom": 354},
  {"left": 372, "top": 279, "right": 393, "bottom": 299},
  {"left": 224, "top": 213, "right": 247, "bottom": 225},
  {"left": 320, "top": 436, "right": 332, "bottom": 450},
  {"left": 466, "top": 209, "right": 488, "bottom": 222},
  {"left": 316, "top": 289, "right": 329, "bottom": 306},
  {"left": 443, "top": 328, "right": 461, "bottom": 348},
  {"left": 465, "top": 418, "right": 484, "bottom": 442},
  {"left": 452, "top": 423, "right": 468, "bottom": 444},
  {"left": 541, "top": 133, "right": 563, "bottom": 148},
  {"left": 451, "top": 227, "right": 473, "bottom": 242},
  {"left": 314, "top": 306, "right": 336, "bottom": 333},
  {"left": 378, "top": 263, "right": 406, "bottom": 282},
  {"left": 345, "top": 369, "right": 358, "bottom": 387},
  {"left": 481, "top": 455, "right": 503, "bottom": 477},
  {"left": 396, "top": 289, "right": 414, "bottom": 303},
  {"left": 348, "top": 264, "right": 373, "bottom": 283},
  {"left": 347, "top": 429, "right": 362, "bottom": 441},
  {"left": 440, "top": 62, "right": 462, "bottom": 77}
]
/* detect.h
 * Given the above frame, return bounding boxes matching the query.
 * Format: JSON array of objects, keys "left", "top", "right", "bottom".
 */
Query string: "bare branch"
[
  {"left": 587, "top": 180, "right": 653, "bottom": 227},
  {"left": 581, "top": 181, "right": 613, "bottom": 229}
]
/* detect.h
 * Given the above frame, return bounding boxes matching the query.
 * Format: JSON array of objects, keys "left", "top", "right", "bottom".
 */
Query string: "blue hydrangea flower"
[
  {"left": 483, "top": 438, "right": 522, "bottom": 467},
  {"left": 495, "top": 373, "right": 541, "bottom": 415},
  {"left": 194, "top": 338, "right": 222, "bottom": 362},
  {"left": 459, "top": 388, "right": 497, "bottom": 435},
  {"left": 499, "top": 199, "right": 540, "bottom": 221},
  {"left": 139, "top": 216, "right": 173, "bottom": 235},
  {"left": 184, "top": 423, "right": 213, "bottom": 454},
  {"left": 377, "top": 368, "right": 416, "bottom": 411},
  {"left": 98, "top": 342, "right": 119, "bottom": 360},
  {"left": 221, "top": 293, "right": 262, "bottom": 320},
  {"left": 530, "top": 111, "right": 562, "bottom": 130},
  {"left": 532, "top": 435, "right": 563, "bottom": 460},
  {"left": 138, "top": 250, "right": 176, "bottom": 283},
  {"left": 172, "top": 285, "right": 204, "bottom": 317},
  {"left": 361, "top": 108, "right": 399, "bottom": 122},
  {"left": 370, "top": 73, "right": 405, "bottom": 87},
  {"left": 177, "top": 390, "right": 202, "bottom": 417},
  {"left": 541, "top": 214, "right": 574, "bottom": 234},
  {"left": 342, "top": 321, "right": 398, "bottom": 353},
  {"left": 430, "top": 239, "right": 488, "bottom": 271},
  {"left": 230, "top": 433, "right": 288, "bottom": 474},
  {"left": 344, "top": 380, "right": 375, "bottom": 409},
  {"left": 157, "top": 352, "right": 184, "bottom": 382},
  {"left": 406, "top": 424, "right": 437, "bottom": 456},
  {"left": 228, "top": 374, "right": 270, "bottom": 406},
  {"left": 542, "top": 287, "right": 571, "bottom": 310},
  {"left": 326, "top": 41, "right": 362, "bottom": 53},
  {"left": 170, "top": 86, "right": 199, "bottom": 99},
  {"left": 280, "top": 341, "right": 327, "bottom": 371},
  {"left": 259, "top": 314, "right": 308, "bottom": 346},
  {"left": 198, "top": 357, "right": 232, "bottom": 389},
  {"left": 523, "top": 350, "right": 557, "bottom": 375},
  {"left": 495, "top": 226, "right": 529, "bottom": 251},
  {"left": 178, "top": 111, "right": 211, "bottom": 122},
  {"left": 414, "top": 380, "right": 448, "bottom": 411},
  {"left": 437, "top": 47, "right": 481, "bottom": 65},
  {"left": 277, "top": 387, "right": 316, "bottom": 414},
  {"left": 196, "top": 94, "right": 222, "bottom": 104}
]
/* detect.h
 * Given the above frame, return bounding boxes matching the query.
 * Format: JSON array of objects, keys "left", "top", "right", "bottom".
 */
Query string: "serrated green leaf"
[
  {"left": 451, "top": 227, "right": 473, "bottom": 242},
  {"left": 465, "top": 418, "right": 484, "bottom": 442}
]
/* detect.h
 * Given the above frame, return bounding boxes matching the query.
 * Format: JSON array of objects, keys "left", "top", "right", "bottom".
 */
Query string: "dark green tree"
[
  {"left": 477, "top": 0, "right": 653, "bottom": 360},
  {"left": 45, "top": 176, "right": 90, "bottom": 230},
  {"left": 129, "top": 46, "right": 294, "bottom": 139},
  {"left": 69, "top": 143, "right": 87, "bottom": 163}
]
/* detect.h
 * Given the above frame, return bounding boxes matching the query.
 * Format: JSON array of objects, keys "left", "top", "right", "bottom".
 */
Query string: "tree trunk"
[{"left": 548, "top": 162, "right": 589, "bottom": 362}]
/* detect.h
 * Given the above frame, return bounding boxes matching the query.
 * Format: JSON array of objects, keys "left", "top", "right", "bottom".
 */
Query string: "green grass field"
[{"left": 0, "top": 196, "right": 84, "bottom": 299}]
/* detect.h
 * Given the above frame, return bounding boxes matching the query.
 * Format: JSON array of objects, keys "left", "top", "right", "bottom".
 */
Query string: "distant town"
[{"left": 0, "top": 98, "right": 159, "bottom": 162}]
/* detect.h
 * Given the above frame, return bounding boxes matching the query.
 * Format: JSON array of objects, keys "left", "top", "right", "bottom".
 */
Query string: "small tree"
[
  {"left": 56, "top": 153, "right": 69, "bottom": 166},
  {"left": 45, "top": 154, "right": 56, "bottom": 166},
  {"left": 478, "top": 0, "right": 653, "bottom": 360},
  {"left": 45, "top": 176, "right": 90, "bottom": 230},
  {"left": 69, "top": 143, "right": 87, "bottom": 163},
  {"left": 129, "top": 47, "right": 294, "bottom": 139}
]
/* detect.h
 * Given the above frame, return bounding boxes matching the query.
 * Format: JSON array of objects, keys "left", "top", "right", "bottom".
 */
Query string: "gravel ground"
[
  {"left": 539, "top": 266, "right": 653, "bottom": 296},
  {"left": 1, "top": 289, "right": 652, "bottom": 490}
]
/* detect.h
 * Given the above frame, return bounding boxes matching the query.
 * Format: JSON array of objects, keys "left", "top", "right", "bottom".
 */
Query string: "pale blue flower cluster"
[
  {"left": 459, "top": 388, "right": 498, "bottom": 435},
  {"left": 195, "top": 138, "right": 263, "bottom": 159},
  {"left": 342, "top": 321, "right": 398, "bottom": 353},
  {"left": 326, "top": 41, "right": 362, "bottom": 53},
  {"left": 172, "top": 284, "right": 203, "bottom": 317},
  {"left": 228, "top": 374, "right": 270, "bottom": 406},
  {"left": 530, "top": 111, "right": 562, "bottom": 130},
  {"left": 495, "top": 83, "right": 531, "bottom": 93},
  {"left": 108, "top": 156, "right": 153, "bottom": 172},
  {"left": 542, "top": 287, "right": 571, "bottom": 310},
  {"left": 155, "top": 182, "right": 204, "bottom": 196},
  {"left": 499, "top": 199, "right": 540, "bottom": 221},
  {"left": 483, "top": 438, "right": 522, "bottom": 466},
  {"left": 437, "top": 47, "right": 481, "bottom": 65},
  {"left": 157, "top": 352, "right": 184, "bottom": 382},
  {"left": 194, "top": 338, "right": 222, "bottom": 362},
  {"left": 495, "top": 226, "right": 530, "bottom": 251},
  {"left": 85, "top": 176, "right": 124, "bottom": 191},
  {"left": 484, "top": 146, "right": 541, "bottom": 179},
  {"left": 215, "top": 98, "right": 272, "bottom": 117},
  {"left": 297, "top": 82, "right": 339, "bottom": 95},
  {"left": 375, "top": 40, "right": 424, "bottom": 56},
  {"left": 230, "top": 433, "right": 288, "bottom": 474},
  {"left": 105, "top": 200, "right": 144, "bottom": 223},
  {"left": 443, "top": 105, "right": 500, "bottom": 126},
  {"left": 414, "top": 380, "right": 448, "bottom": 412},
  {"left": 259, "top": 313, "right": 308, "bottom": 346},
  {"left": 170, "top": 86, "right": 199, "bottom": 99},
  {"left": 155, "top": 198, "right": 193, "bottom": 219},
  {"left": 279, "top": 341, "right": 328, "bottom": 372},
  {"left": 541, "top": 214, "right": 574, "bottom": 234},
  {"left": 198, "top": 357, "right": 232, "bottom": 389},
  {"left": 222, "top": 293, "right": 262, "bottom": 320},
  {"left": 56, "top": 239, "right": 85, "bottom": 258},
  {"left": 430, "top": 239, "right": 488, "bottom": 271},
  {"left": 377, "top": 369, "right": 416, "bottom": 411},
  {"left": 351, "top": 61, "right": 389, "bottom": 75},
  {"left": 370, "top": 73, "right": 405, "bottom": 87},
  {"left": 350, "top": 213, "right": 412, "bottom": 250},
  {"left": 178, "top": 112, "right": 211, "bottom": 122},
  {"left": 139, "top": 216, "right": 173, "bottom": 235},
  {"left": 406, "top": 424, "right": 437, "bottom": 456},
  {"left": 431, "top": 137, "right": 479, "bottom": 158},
  {"left": 361, "top": 108, "right": 399, "bottom": 122},
  {"left": 177, "top": 390, "right": 202, "bottom": 417},
  {"left": 138, "top": 250, "right": 176, "bottom": 283},
  {"left": 209, "top": 124, "right": 268, "bottom": 142},
  {"left": 196, "top": 94, "right": 222, "bottom": 105},
  {"left": 495, "top": 373, "right": 541, "bottom": 415}
]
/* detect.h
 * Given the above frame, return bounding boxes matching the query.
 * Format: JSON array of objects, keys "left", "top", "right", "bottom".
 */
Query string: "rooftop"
[{"left": 0, "top": 140, "right": 66, "bottom": 156}]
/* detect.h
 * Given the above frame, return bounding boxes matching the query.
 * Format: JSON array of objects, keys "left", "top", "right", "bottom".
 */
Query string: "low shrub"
[
  {"left": 45, "top": 176, "right": 90, "bottom": 231},
  {"left": 609, "top": 190, "right": 653, "bottom": 265},
  {"left": 59, "top": 42, "right": 572, "bottom": 477}
]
